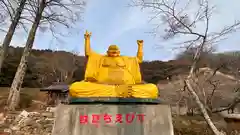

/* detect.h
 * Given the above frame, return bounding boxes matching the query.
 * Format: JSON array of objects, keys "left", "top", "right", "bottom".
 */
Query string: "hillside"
[
  {"left": 0, "top": 47, "right": 240, "bottom": 113},
  {"left": 0, "top": 46, "right": 192, "bottom": 87},
  {"left": 160, "top": 67, "right": 240, "bottom": 109}
]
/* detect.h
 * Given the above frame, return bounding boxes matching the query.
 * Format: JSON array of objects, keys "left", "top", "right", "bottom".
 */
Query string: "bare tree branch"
[
  {"left": 7, "top": 0, "right": 86, "bottom": 110},
  {"left": 0, "top": 0, "right": 28, "bottom": 74},
  {"left": 212, "top": 88, "right": 240, "bottom": 114},
  {"left": 131, "top": 0, "right": 240, "bottom": 134}
]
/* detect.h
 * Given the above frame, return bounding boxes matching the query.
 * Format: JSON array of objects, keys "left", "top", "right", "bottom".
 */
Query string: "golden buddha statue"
[{"left": 69, "top": 31, "right": 158, "bottom": 98}]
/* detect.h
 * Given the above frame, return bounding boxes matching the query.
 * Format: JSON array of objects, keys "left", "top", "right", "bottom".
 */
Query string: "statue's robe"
[{"left": 69, "top": 52, "right": 158, "bottom": 98}]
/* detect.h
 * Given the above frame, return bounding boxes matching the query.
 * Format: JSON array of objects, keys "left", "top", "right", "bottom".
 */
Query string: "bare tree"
[
  {"left": 132, "top": 0, "right": 240, "bottom": 134},
  {"left": 44, "top": 50, "right": 80, "bottom": 83},
  {"left": 0, "top": 0, "right": 27, "bottom": 73},
  {"left": 7, "top": 0, "right": 85, "bottom": 111},
  {"left": 56, "top": 51, "right": 80, "bottom": 83},
  {"left": 7, "top": 0, "right": 46, "bottom": 111},
  {"left": 0, "top": 2, "right": 10, "bottom": 32},
  {"left": 213, "top": 88, "right": 240, "bottom": 114}
]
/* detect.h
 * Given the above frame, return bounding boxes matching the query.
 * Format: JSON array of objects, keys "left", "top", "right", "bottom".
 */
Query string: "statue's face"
[
  {"left": 107, "top": 45, "right": 120, "bottom": 57},
  {"left": 107, "top": 51, "right": 120, "bottom": 57}
]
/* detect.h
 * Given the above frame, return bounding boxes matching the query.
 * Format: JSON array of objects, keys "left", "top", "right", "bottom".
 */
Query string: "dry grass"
[
  {"left": 0, "top": 87, "right": 46, "bottom": 111},
  {"left": 173, "top": 115, "right": 240, "bottom": 135}
]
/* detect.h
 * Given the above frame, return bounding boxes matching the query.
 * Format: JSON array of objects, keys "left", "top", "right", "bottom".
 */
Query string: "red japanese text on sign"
[
  {"left": 136, "top": 114, "right": 145, "bottom": 123},
  {"left": 92, "top": 114, "right": 100, "bottom": 127},
  {"left": 79, "top": 115, "right": 88, "bottom": 124},
  {"left": 103, "top": 114, "right": 112, "bottom": 123},
  {"left": 125, "top": 113, "right": 135, "bottom": 124},
  {"left": 79, "top": 113, "right": 146, "bottom": 125},
  {"left": 115, "top": 114, "right": 123, "bottom": 123}
]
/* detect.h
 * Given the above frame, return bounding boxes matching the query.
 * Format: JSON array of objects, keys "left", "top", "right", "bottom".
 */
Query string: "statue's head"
[{"left": 107, "top": 45, "right": 120, "bottom": 57}]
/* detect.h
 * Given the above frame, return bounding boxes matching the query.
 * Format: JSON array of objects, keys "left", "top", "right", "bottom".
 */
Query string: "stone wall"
[{"left": 52, "top": 104, "right": 174, "bottom": 135}]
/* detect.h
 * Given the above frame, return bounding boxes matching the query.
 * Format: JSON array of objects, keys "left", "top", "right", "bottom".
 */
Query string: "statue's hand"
[
  {"left": 86, "top": 77, "right": 97, "bottom": 82},
  {"left": 137, "top": 40, "right": 143, "bottom": 46},
  {"left": 84, "top": 30, "right": 92, "bottom": 39}
]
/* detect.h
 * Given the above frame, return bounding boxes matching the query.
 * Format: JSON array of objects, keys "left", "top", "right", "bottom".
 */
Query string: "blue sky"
[{"left": 1, "top": 0, "right": 240, "bottom": 61}]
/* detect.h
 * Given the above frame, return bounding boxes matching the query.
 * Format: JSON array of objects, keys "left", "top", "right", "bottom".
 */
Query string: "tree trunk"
[
  {"left": 0, "top": 0, "right": 27, "bottom": 73},
  {"left": 7, "top": 0, "right": 46, "bottom": 111},
  {"left": 186, "top": 45, "right": 225, "bottom": 135},
  {"left": 185, "top": 79, "right": 224, "bottom": 135}
]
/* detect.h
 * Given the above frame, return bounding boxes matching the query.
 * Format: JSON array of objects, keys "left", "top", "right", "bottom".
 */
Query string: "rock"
[
  {"left": 181, "top": 120, "right": 190, "bottom": 126},
  {"left": 2, "top": 109, "right": 55, "bottom": 135},
  {"left": 46, "top": 107, "right": 57, "bottom": 113},
  {"left": 41, "top": 112, "right": 53, "bottom": 117},
  {"left": 0, "top": 113, "right": 6, "bottom": 125},
  {"left": 3, "top": 129, "right": 12, "bottom": 134},
  {"left": 11, "top": 125, "right": 20, "bottom": 131},
  {"left": 0, "top": 113, "right": 4, "bottom": 120}
]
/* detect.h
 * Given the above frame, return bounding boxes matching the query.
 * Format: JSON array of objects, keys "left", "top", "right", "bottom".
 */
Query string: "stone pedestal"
[{"left": 52, "top": 104, "right": 174, "bottom": 135}]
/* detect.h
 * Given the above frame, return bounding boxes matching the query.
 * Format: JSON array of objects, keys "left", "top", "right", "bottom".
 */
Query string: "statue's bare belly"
[{"left": 97, "top": 57, "right": 135, "bottom": 85}]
